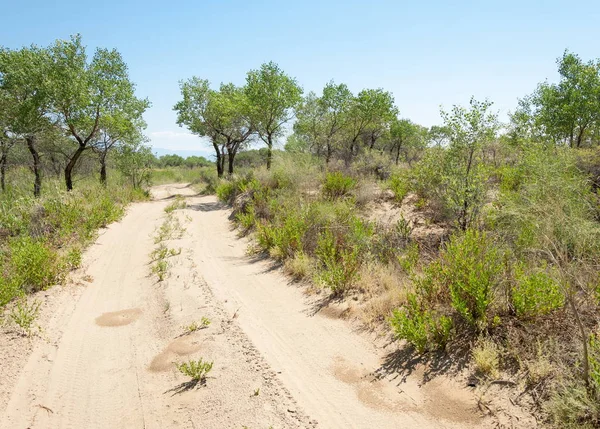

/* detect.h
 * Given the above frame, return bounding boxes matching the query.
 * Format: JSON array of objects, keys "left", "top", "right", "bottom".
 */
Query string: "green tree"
[
  {"left": 92, "top": 97, "right": 149, "bottom": 185},
  {"left": 319, "top": 81, "right": 353, "bottom": 163},
  {"left": 212, "top": 83, "right": 254, "bottom": 175},
  {"left": 345, "top": 88, "right": 396, "bottom": 161},
  {"left": 245, "top": 61, "right": 302, "bottom": 169},
  {"left": 388, "top": 118, "right": 427, "bottom": 165},
  {"left": 48, "top": 35, "right": 147, "bottom": 191},
  {"left": 174, "top": 78, "right": 253, "bottom": 177},
  {"left": 515, "top": 51, "right": 600, "bottom": 148},
  {"left": 116, "top": 135, "right": 153, "bottom": 189},
  {"left": 0, "top": 45, "right": 51, "bottom": 196},
  {"left": 293, "top": 91, "right": 324, "bottom": 156},
  {"left": 441, "top": 97, "right": 499, "bottom": 230},
  {"left": 428, "top": 125, "right": 451, "bottom": 147}
]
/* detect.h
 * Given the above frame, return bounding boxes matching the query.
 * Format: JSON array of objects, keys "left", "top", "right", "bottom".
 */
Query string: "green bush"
[
  {"left": 427, "top": 230, "right": 503, "bottom": 328},
  {"left": 512, "top": 267, "right": 564, "bottom": 318},
  {"left": 390, "top": 293, "right": 453, "bottom": 353},
  {"left": 388, "top": 173, "right": 409, "bottom": 203},
  {"left": 9, "top": 237, "right": 63, "bottom": 294},
  {"left": 322, "top": 171, "right": 356, "bottom": 199},
  {"left": 314, "top": 230, "right": 361, "bottom": 293},
  {"left": 216, "top": 181, "right": 236, "bottom": 202}
]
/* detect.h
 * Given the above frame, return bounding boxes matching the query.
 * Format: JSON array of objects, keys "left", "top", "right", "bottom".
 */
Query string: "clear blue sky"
[{"left": 3, "top": 0, "right": 600, "bottom": 156}]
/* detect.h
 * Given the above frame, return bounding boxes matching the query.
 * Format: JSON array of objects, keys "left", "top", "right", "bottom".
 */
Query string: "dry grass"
[
  {"left": 473, "top": 337, "right": 501, "bottom": 379},
  {"left": 284, "top": 252, "right": 314, "bottom": 280},
  {"left": 356, "top": 262, "right": 409, "bottom": 327}
]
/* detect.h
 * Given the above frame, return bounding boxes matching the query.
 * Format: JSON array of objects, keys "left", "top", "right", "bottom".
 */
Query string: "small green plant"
[
  {"left": 314, "top": 230, "right": 361, "bottom": 293},
  {"left": 512, "top": 267, "right": 564, "bottom": 318},
  {"left": 253, "top": 388, "right": 260, "bottom": 396},
  {"left": 390, "top": 293, "right": 453, "bottom": 353},
  {"left": 153, "top": 214, "right": 185, "bottom": 244},
  {"left": 322, "top": 171, "right": 357, "bottom": 199},
  {"left": 9, "top": 237, "right": 62, "bottom": 293},
  {"left": 164, "top": 197, "right": 186, "bottom": 213},
  {"left": 388, "top": 173, "right": 409, "bottom": 203},
  {"left": 236, "top": 205, "right": 257, "bottom": 232},
  {"left": 151, "top": 260, "right": 169, "bottom": 281},
  {"left": 395, "top": 216, "right": 412, "bottom": 240},
  {"left": 10, "top": 299, "right": 41, "bottom": 336},
  {"left": 397, "top": 242, "right": 419, "bottom": 273},
  {"left": 182, "top": 317, "right": 211, "bottom": 334},
  {"left": 216, "top": 181, "right": 236, "bottom": 202},
  {"left": 150, "top": 243, "right": 181, "bottom": 262},
  {"left": 176, "top": 358, "right": 214, "bottom": 383}
]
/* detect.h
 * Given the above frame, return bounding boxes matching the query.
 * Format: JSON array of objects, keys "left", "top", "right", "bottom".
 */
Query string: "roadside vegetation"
[
  {"left": 182, "top": 52, "right": 600, "bottom": 427},
  {"left": 0, "top": 35, "right": 153, "bottom": 310}
]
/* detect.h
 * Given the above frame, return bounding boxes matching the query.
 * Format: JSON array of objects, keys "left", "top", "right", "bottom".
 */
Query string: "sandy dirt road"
[{"left": 1, "top": 184, "right": 485, "bottom": 429}]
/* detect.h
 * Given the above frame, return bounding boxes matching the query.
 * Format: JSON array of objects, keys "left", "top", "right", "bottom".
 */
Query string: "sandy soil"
[{"left": 0, "top": 183, "right": 488, "bottom": 429}]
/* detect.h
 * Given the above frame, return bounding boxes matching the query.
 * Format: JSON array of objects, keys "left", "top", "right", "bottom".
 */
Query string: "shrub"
[
  {"left": 177, "top": 358, "right": 214, "bottom": 383},
  {"left": 390, "top": 293, "right": 453, "bottom": 353},
  {"left": 216, "top": 181, "right": 236, "bottom": 203},
  {"left": 437, "top": 230, "right": 503, "bottom": 329},
  {"left": 9, "top": 299, "right": 41, "bottom": 336},
  {"left": 388, "top": 173, "right": 409, "bottom": 203},
  {"left": 512, "top": 267, "right": 564, "bottom": 318},
  {"left": 9, "top": 237, "right": 63, "bottom": 293},
  {"left": 314, "top": 230, "right": 361, "bottom": 293},
  {"left": 322, "top": 171, "right": 356, "bottom": 199}
]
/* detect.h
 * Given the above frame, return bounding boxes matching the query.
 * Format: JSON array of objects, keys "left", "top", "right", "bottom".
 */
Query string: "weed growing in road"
[
  {"left": 150, "top": 243, "right": 181, "bottom": 262},
  {"left": 164, "top": 196, "right": 187, "bottom": 213},
  {"left": 182, "top": 317, "right": 210, "bottom": 334},
  {"left": 153, "top": 213, "right": 186, "bottom": 244},
  {"left": 177, "top": 358, "right": 213, "bottom": 383},
  {"left": 10, "top": 299, "right": 41, "bottom": 336},
  {"left": 152, "top": 260, "right": 169, "bottom": 282}
]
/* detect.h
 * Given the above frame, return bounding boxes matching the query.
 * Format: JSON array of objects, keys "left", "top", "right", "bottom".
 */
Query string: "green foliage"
[
  {"left": 151, "top": 260, "right": 168, "bottom": 282},
  {"left": 513, "top": 51, "right": 600, "bottom": 148},
  {"left": 8, "top": 237, "right": 63, "bottom": 294},
  {"left": 176, "top": 358, "right": 214, "bottom": 382},
  {"left": 427, "top": 230, "right": 503, "bottom": 328},
  {"left": 322, "top": 171, "right": 356, "bottom": 199},
  {"left": 314, "top": 229, "right": 362, "bottom": 293},
  {"left": 388, "top": 172, "right": 409, "bottom": 203},
  {"left": 216, "top": 181, "right": 236, "bottom": 203},
  {"left": 512, "top": 266, "right": 564, "bottom": 318},
  {"left": 9, "top": 299, "right": 41, "bottom": 336},
  {"left": 390, "top": 293, "right": 453, "bottom": 353},
  {"left": 182, "top": 317, "right": 211, "bottom": 334},
  {"left": 245, "top": 61, "right": 303, "bottom": 168},
  {"left": 164, "top": 197, "right": 186, "bottom": 213}
]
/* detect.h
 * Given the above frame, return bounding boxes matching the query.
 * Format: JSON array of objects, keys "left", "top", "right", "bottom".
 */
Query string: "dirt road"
[{"left": 0, "top": 184, "right": 484, "bottom": 429}]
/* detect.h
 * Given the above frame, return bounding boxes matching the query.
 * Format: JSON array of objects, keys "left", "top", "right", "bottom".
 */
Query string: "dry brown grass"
[{"left": 356, "top": 262, "right": 410, "bottom": 328}]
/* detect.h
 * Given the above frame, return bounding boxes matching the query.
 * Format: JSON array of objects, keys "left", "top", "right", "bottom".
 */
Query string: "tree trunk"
[
  {"left": 26, "top": 136, "right": 41, "bottom": 197},
  {"left": 65, "top": 145, "right": 86, "bottom": 191},
  {"left": 227, "top": 150, "right": 236, "bottom": 176},
  {"left": 0, "top": 153, "right": 7, "bottom": 192},
  {"left": 326, "top": 142, "right": 332, "bottom": 164},
  {"left": 99, "top": 153, "right": 107, "bottom": 185},
  {"left": 266, "top": 135, "right": 273, "bottom": 170},
  {"left": 395, "top": 144, "right": 401, "bottom": 165}
]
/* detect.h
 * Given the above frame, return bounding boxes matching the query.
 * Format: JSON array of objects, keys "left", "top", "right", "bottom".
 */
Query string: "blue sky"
[{"left": 3, "top": 0, "right": 600, "bottom": 157}]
